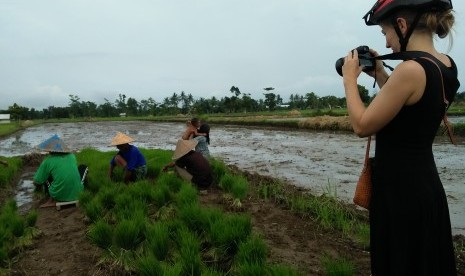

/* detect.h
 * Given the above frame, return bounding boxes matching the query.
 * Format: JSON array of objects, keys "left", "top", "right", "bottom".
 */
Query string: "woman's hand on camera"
[
  {"left": 342, "top": 49, "right": 363, "bottom": 83},
  {"left": 364, "top": 49, "right": 385, "bottom": 78}
]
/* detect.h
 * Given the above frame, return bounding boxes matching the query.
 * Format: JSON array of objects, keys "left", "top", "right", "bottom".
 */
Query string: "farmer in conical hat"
[
  {"left": 33, "top": 134, "right": 84, "bottom": 208},
  {"left": 109, "top": 131, "right": 147, "bottom": 183},
  {"left": 162, "top": 139, "right": 212, "bottom": 189}
]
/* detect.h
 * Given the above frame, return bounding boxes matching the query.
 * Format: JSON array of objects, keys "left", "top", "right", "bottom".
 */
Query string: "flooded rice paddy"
[{"left": 1, "top": 121, "right": 464, "bottom": 235}]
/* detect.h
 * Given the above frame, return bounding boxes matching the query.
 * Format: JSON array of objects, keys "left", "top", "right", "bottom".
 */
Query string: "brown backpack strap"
[
  {"left": 417, "top": 57, "right": 456, "bottom": 145},
  {"left": 364, "top": 136, "right": 371, "bottom": 166}
]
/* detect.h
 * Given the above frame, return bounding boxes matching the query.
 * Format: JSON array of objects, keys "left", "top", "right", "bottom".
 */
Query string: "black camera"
[{"left": 335, "top": 45, "right": 375, "bottom": 76}]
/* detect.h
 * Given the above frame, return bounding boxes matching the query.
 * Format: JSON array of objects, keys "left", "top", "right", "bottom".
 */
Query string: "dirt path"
[{"left": 11, "top": 206, "right": 101, "bottom": 276}]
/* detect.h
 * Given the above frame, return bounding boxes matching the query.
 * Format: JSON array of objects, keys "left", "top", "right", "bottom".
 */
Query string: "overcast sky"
[{"left": 1, "top": 0, "right": 464, "bottom": 110}]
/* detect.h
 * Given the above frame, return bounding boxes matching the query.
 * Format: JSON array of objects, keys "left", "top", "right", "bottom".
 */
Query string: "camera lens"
[{"left": 335, "top": 57, "right": 344, "bottom": 76}]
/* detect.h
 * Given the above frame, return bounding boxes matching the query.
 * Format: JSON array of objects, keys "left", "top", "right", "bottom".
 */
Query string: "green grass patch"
[{"left": 321, "top": 255, "right": 355, "bottom": 276}]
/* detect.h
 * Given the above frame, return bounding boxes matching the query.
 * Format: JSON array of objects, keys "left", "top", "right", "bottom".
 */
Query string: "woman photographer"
[{"left": 342, "top": 0, "right": 459, "bottom": 274}]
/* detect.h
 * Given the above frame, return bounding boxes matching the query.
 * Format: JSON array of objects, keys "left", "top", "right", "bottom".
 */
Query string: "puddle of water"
[
  {"left": 1, "top": 121, "right": 464, "bottom": 235},
  {"left": 15, "top": 172, "right": 36, "bottom": 214}
]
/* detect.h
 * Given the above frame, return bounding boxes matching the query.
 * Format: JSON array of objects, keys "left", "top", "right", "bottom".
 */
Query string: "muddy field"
[{"left": 1, "top": 121, "right": 464, "bottom": 236}]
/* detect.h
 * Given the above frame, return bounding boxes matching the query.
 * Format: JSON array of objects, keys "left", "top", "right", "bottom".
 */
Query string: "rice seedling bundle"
[
  {"left": 87, "top": 220, "right": 113, "bottom": 249},
  {"left": 146, "top": 222, "right": 170, "bottom": 261},
  {"left": 178, "top": 228, "right": 202, "bottom": 276},
  {"left": 135, "top": 254, "right": 163, "bottom": 276},
  {"left": 209, "top": 214, "right": 252, "bottom": 256},
  {"left": 175, "top": 183, "right": 198, "bottom": 207},
  {"left": 113, "top": 219, "right": 144, "bottom": 250},
  {"left": 151, "top": 181, "right": 172, "bottom": 208},
  {"left": 235, "top": 235, "right": 267, "bottom": 265},
  {"left": 219, "top": 174, "right": 235, "bottom": 193}
]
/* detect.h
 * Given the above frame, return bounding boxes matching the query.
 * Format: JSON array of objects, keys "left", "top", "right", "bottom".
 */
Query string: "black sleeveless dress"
[{"left": 370, "top": 54, "right": 460, "bottom": 275}]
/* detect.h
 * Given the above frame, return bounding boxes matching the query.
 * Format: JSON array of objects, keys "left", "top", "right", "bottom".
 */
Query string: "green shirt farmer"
[{"left": 33, "top": 135, "right": 84, "bottom": 207}]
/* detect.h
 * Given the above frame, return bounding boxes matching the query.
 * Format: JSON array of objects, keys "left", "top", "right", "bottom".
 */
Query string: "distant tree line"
[{"left": 2, "top": 86, "right": 464, "bottom": 121}]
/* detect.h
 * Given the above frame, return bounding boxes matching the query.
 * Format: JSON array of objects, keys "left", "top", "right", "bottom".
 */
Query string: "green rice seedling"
[
  {"left": 235, "top": 235, "right": 267, "bottom": 266},
  {"left": 157, "top": 173, "right": 184, "bottom": 193},
  {"left": 162, "top": 262, "right": 182, "bottom": 276},
  {"left": 83, "top": 199, "right": 104, "bottom": 223},
  {"left": 9, "top": 215, "right": 25, "bottom": 237},
  {"left": 230, "top": 175, "right": 248, "bottom": 206},
  {"left": 236, "top": 262, "right": 267, "bottom": 276},
  {"left": 97, "top": 187, "right": 117, "bottom": 210},
  {"left": 0, "top": 157, "right": 22, "bottom": 188},
  {"left": 3, "top": 199, "right": 17, "bottom": 213},
  {"left": 113, "top": 219, "right": 144, "bottom": 250},
  {"left": 25, "top": 210, "right": 38, "bottom": 227},
  {"left": 151, "top": 181, "right": 172, "bottom": 208},
  {"left": 146, "top": 222, "right": 170, "bottom": 261},
  {"left": 175, "top": 183, "right": 198, "bottom": 208},
  {"left": 177, "top": 203, "right": 205, "bottom": 236},
  {"left": 219, "top": 174, "right": 235, "bottom": 193},
  {"left": 289, "top": 196, "right": 312, "bottom": 214},
  {"left": 135, "top": 254, "right": 163, "bottom": 276},
  {"left": 353, "top": 222, "right": 370, "bottom": 250},
  {"left": 0, "top": 246, "right": 8, "bottom": 268},
  {"left": 209, "top": 214, "right": 252, "bottom": 256},
  {"left": 210, "top": 158, "right": 228, "bottom": 184},
  {"left": 114, "top": 201, "right": 148, "bottom": 221},
  {"left": 78, "top": 190, "right": 94, "bottom": 208},
  {"left": 267, "top": 264, "right": 301, "bottom": 276},
  {"left": 114, "top": 192, "right": 133, "bottom": 209},
  {"left": 87, "top": 219, "right": 113, "bottom": 249},
  {"left": 178, "top": 228, "right": 202, "bottom": 276},
  {"left": 201, "top": 268, "right": 223, "bottom": 276},
  {"left": 127, "top": 181, "right": 155, "bottom": 203},
  {"left": 321, "top": 255, "right": 355, "bottom": 276}
]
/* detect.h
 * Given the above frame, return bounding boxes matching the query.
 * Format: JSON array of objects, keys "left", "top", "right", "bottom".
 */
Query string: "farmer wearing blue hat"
[{"left": 33, "top": 135, "right": 84, "bottom": 208}]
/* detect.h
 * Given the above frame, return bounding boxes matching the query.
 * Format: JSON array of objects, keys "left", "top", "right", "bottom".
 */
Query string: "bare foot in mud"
[{"left": 40, "top": 198, "right": 56, "bottom": 208}]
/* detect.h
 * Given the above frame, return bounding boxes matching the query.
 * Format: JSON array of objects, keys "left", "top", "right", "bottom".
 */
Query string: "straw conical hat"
[
  {"left": 110, "top": 131, "right": 135, "bottom": 146},
  {"left": 37, "top": 134, "right": 71, "bottom": 153},
  {"left": 172, "top": 139, "right": 198, "bottom": 160}
]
